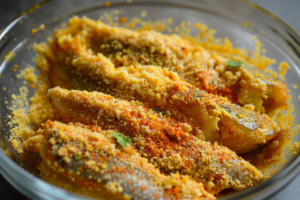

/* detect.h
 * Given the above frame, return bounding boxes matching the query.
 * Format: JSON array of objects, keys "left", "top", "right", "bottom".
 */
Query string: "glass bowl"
[{"left": 1, "top": 0, "right": 300, "bottom": 199}]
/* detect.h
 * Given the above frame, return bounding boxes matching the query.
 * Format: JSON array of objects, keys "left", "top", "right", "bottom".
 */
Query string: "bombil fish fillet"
[
  {"left": 48, "top": 87, "right": 265, "bottom": 194},
  {"left": 25, "top": 120, "right": 215, "bottom": 200},
  {"left": 45, "top": 39, "right": 280, "bottom": 154},
  {"left": 51, "top": 16, "right": 288, "bottom": 113}
]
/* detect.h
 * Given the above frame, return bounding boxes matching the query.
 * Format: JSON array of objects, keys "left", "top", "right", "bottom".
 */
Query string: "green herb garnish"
[
  {"left": 111, "top": 131, "right": 132, "bottom": 147},
  {"left": 74, "top": 155, "right": 81, "bottom": 161},
  {"left": 221, "top": 106, "right": 232, "bottom": 113},
  {"left": 227, "top": 59, "right": 243, "bottom": 68}
]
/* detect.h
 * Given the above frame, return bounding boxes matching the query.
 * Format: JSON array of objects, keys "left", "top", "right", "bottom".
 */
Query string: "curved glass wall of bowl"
[{"left": 0, "top": 0, "right": 300, "bottom": 199}]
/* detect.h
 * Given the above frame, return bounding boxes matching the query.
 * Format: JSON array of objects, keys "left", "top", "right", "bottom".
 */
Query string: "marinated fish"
[
  {"left": 48, "top": 87, "right": 265, "bottom": 194},
  {"left": 50, "top": 16, "right": 288, "bottom": 112},
  {"left": 26, "top": 120, "right": 214, "bottom": 200},
  {"left": 46, "top": 36, "right": 280, "bottom": 154}
]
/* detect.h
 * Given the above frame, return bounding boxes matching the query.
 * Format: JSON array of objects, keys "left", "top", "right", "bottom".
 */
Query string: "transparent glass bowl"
[{"left": 1, "top": 0, "right": 300, "bottom": 199}]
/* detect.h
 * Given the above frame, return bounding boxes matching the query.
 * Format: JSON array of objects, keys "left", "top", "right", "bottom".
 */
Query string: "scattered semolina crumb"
[
  {"left": 31, "top": 29, "right": 37, "bottom": 35},
  {"left": 12, "top": 94, "right": 17, "bottom": 100},
  {"left": 243, "top": 21, "right": 248, "bottom": 27},
  {"left": 32, "top": 24, "right": 45, "bottom": 35},
  {"left": 119, "top": 17, "right": 127, "bottom": 24},
  {"left": 11, "top": 139, "right": 21, "bottom": 150},
  {"left": 251, "top": 35, "right": 258, "bottom": 40},
  {"left": 3, "top": 87, "right": 6, "bottom": 90},
  {"left": 5, "top": 52, "right": 14, "bottom": 61},
  {"left": 39, "top": 24, "right": 45, "bottom": 30},
  {"left": 17, "top": 66, "right": 37, "bottom": 84},
  {"left": 105, "top": 1, "right": 110, "bottom": 6},
  {"left": 141, "top": 10, "right": 147, "bottom": 17},
  {"left": 293, "top": 83, "right": 298, "bottom": 89},
  {"left": 271, "top": 59, "right": 276, "bottom": 64},
  {"left": 279, "top": 61, "right": 290, "bottom": 81},
  {"left": 29, "top": 84, "right": 36, "bottom": 89},
  {"left": 292, "top": 142, "right": 300, "bottom": 155}
]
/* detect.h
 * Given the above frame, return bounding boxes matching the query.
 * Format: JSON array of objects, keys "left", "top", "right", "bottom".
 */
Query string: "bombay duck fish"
[
  {"left": 44, "top": 38, "right": 280, "bottom": 154},
  {"left": 48, "top": 87, "right": 265, "bottom": 194},
  {"left": 22, "top": 120, "right": 214, "bottom": 200},
  {"left": 51, "top": 16, "right": 288, "bottom": 113}
]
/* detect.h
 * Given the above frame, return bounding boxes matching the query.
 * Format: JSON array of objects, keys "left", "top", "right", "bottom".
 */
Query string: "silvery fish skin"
[
  {"left": 38, "top": 121, "right": 214, "bottom": 200},
  {"left": 40, "top": 16, "right": 280, "bottom": 153},
  {"left": 49, "top": 16, "right": 287, "bottom": 113},
  {"left": 53, "top": 147, "right": 164, "bottom": 200},
  {"left": 48, "top": 87, "right": 265, "bottom": 194},
  {"left": 53, "top": 51, "right": 279, "bottom": 154}
]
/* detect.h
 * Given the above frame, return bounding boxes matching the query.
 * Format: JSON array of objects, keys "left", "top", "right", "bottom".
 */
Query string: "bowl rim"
[{"left": 1, "top": 0, "right": 300, "bottom": 199}]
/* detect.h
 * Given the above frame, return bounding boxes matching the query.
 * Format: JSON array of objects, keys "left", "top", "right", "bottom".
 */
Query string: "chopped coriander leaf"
[
  {"left": 74, "top": 155, "right": 81, "bottom": 160},
  {"left": 111, "top": 131, "right": 132, "bottom": 147},
  {"left": 221, "top": 106, "right": 232, "bottom": 113},
  {"left": 228, "top": 59, "right": 243, "bottom": 68}
]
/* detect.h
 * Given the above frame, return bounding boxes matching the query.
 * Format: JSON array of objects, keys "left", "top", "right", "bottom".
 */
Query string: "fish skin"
[
  {"left": 51, "top": 16, "right": 288, "bottom": 113},
  {"left": 37, "top": 120, "right": 214, "bottom": 200},
  {"left": 48, "top": 87, "right": 265, "bottom": 194},
  {"left": 40, "top": 17, "right": 282, "bottom": 154},
  {"left": 51, "top": 44, "right": 279, "bottom": 154}
]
